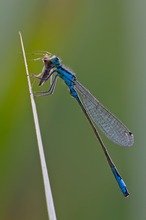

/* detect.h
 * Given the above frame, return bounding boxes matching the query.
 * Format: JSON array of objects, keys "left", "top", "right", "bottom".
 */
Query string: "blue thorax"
[{"left": 56, "top": 66, "right": 77, "bottom": 98}]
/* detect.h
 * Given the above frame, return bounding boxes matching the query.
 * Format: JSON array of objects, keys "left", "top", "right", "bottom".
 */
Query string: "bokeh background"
[{"left": 0, "top": 0, "right": 145, "bottom": 219}]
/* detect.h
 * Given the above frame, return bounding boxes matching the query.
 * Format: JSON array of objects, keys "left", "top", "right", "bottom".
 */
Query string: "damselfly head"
[{"left": 43, "top": 54, "right": 61, "bottom": 68}]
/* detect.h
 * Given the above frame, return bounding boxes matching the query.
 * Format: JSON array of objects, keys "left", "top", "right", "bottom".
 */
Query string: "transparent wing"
[{"left": 75, "top": 80, "right": 134, "bottom": 146}]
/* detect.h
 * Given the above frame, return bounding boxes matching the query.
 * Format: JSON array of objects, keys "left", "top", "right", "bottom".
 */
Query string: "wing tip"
[{"left": 125, "top": 131, "right": 134, "bottom": 147}]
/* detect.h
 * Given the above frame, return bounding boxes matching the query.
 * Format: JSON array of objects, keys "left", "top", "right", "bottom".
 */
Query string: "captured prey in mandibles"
[{"left": 31, "top": 51, "right": 134, "bottom": 197}]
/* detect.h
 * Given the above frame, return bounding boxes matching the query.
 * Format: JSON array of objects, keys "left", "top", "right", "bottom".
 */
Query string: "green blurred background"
[{"left": 0, "top": 0, "right": 145, "bottom": 219}]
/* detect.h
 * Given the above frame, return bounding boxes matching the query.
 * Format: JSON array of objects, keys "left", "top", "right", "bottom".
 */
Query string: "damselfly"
[{"left": 32, "top": 51, "right": 134, "bottom": 197}]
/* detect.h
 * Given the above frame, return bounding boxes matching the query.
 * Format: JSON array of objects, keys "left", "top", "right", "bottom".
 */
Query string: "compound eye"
[
  {"left": 55, "top": 57, "right": 59, "bottom": 62},
  {"left": 54, "top": 56, "right": 60, "bottom": 64}
]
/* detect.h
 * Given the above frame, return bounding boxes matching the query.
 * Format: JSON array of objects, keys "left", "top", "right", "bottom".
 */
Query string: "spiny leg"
[
  {"left": 34, "top": 74, "right": 58, "bottom": 96},
  {"left": 32, "top": 50, "right": 52, "bottom": 57}
]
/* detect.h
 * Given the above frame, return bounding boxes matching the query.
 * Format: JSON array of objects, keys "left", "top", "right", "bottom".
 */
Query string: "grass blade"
[{"left": 19, "top": 32, "right": 57, "bottom": 220}]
